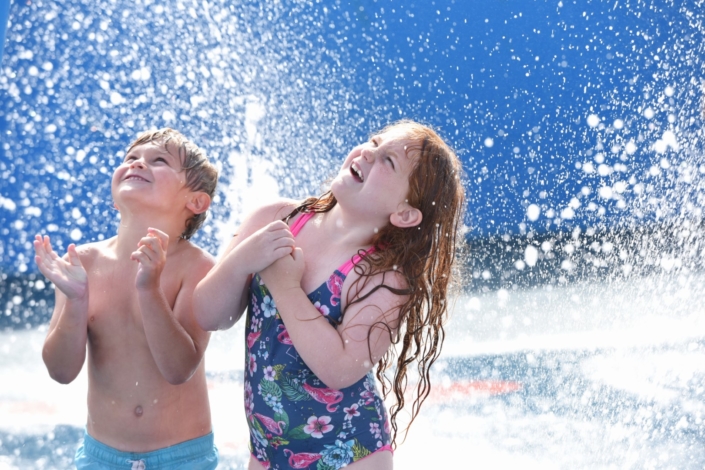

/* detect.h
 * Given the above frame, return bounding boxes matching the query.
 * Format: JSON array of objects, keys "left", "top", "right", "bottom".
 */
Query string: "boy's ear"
[
  {"left": 390, "top": 203, "right": 423, "bottom": 228},
  {"left": 185, "top": 192, "right": 211, "bottom": 215}
]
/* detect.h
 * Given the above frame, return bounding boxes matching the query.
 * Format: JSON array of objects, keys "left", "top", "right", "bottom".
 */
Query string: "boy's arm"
[
  {"left": 34, "top": 236, "right": 89, "bottom": 384},
  {"left": 194, "top": 199, "right": 297, "bottom": 331},
  {"left": 132, "top": 229, "right": 214, "bottom": 385}
]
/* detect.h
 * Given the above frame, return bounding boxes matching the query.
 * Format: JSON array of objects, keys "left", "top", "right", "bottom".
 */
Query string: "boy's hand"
[
  {"left": 260, "top": 247, "right": 305, "bottom": 293},
  {"left": 131, "top": 228, "right": 168, "bottom": 290},
  {"left": 33, "top": 235, "right": 88, "bottom": 300},
  {"left": 238, "top": 221, "right": 295, "bottom": 274}
]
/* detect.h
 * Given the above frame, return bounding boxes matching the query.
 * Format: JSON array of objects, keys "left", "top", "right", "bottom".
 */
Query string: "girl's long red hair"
[{"left": 285, "top": 120, "right": 465, "bottom": 446}]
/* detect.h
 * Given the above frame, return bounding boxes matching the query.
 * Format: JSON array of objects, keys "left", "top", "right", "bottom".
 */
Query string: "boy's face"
[{"left": 111, "top": 141, "right": 191, "bottom": 212}]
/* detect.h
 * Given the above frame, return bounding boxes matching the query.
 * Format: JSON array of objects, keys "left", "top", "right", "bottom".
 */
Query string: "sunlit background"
[{"left": 1, "top": 0, "right": 705, "bottom": 468}]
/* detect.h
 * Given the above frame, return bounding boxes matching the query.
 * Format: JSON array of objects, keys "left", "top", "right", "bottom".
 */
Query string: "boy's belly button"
[{"left": 134, "top": 405, "right": 143, "bottom": 417}]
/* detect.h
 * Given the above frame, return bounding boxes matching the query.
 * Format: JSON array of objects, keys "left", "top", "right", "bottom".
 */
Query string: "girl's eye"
[{"left": 386, "top": 156, "right": 395, "bottom": 169}]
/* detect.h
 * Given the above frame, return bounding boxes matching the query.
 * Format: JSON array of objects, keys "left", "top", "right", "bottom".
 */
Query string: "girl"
[{"left": 195, "top": 120, "right": 464, "bottom": 470}]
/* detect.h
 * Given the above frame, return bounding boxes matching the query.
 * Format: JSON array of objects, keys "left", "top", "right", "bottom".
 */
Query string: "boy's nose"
[
  {"left": 361, "top": 149, "right": 375, "bottom": 162},
  {"left": 129, "top": 158, "right": 146, "bottom": 168}
]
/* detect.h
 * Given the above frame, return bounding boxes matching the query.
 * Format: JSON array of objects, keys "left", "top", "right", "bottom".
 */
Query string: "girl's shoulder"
[
  {"left": 235, "top": 198, "right": 301, "bottom": 237},
  {"left": 247, "top": 197, "right": 301, "bottom": 225},
  {"left": 342, "top": 261, "right": 409, "bottom": 309}
]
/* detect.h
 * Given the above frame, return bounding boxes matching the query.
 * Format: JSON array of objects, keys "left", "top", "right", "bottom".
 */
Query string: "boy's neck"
[{"left": 114, "top": 210, "right": 186, "bottom": 257}]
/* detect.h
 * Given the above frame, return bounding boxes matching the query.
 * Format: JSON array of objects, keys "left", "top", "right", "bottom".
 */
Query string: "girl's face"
[{"left": 331, "top": 127, "right": 419, "bottom": 224}]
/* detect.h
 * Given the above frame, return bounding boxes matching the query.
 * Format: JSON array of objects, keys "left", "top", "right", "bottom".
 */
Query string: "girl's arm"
[
  {"left": 260, "top": 248, "right": 405, "bottom": 390},
  {"left": 194, "top": 200, "right": 298, "bottom": 331},
  {"left": 34, "top": 236, "right": 89, "bottom": 384}
]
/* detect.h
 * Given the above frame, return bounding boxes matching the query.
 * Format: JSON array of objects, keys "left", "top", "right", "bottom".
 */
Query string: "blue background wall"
[{"left": 1, "top": 0, "right": 704, "bottom": 276}]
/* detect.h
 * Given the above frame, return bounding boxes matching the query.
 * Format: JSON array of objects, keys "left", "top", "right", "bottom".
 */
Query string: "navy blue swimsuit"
[{"left": 245, "top": 212, "right": 391, "bottom": 469}]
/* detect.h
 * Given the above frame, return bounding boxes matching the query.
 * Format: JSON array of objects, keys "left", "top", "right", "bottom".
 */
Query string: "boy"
[{"left": 34, "top": 128, "right": 219, "bottom": 469}]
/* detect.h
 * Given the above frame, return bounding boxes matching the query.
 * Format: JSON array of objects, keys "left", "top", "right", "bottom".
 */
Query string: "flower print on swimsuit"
[
  {"left": 261, "top": 295, "right": 276, "bottom": 317},
  {"left": 313, "top": 301, "right": 330, "bottom": 316},
  {"left": 369, "top": 422, "right": 382, "bottom": 440},
  {"left": 263, "top": 366, "right": 276, "bottom": 381},
  {"left": 251, "top": 294, "right": 261, "bottom": 318},
  {"left": 360, "top": 378, "right": 376, "bottom": 405},
  {"left": 303, "top": 415, "right": 334, "bottom": 439},
  {"left": 244, "top": 221, "right": 394, "bottom": 467},
  {"left": 326, "top": 273, "right": 343, "bottom": 306},
  {"left": 245, "top": 380, "right": 255, "bottom": 417},
  {"left": 248, "top": 352, "right": 257, "bottom": 375},
  {"left": 343, "top": 403, "right": 361, "bottom": 421},
  {"left": 320, "top": 439, "right": 355, "bottom": 468}
]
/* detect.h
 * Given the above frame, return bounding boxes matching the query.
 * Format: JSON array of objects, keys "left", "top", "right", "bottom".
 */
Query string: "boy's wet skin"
[
  {"left": 74, "top": 201, "right": 213, "bottom": 451},
  {"left": 35, "top": 130, "right": 219, "bottom": 456}
]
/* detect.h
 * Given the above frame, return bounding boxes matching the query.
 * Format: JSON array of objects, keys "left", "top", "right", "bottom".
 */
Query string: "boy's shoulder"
[
  {"left": 73, "top": 238, "right": 116, "bottom": 263},
  {"left": 176, "top": 240, "right": 216, "bottom": 266}
]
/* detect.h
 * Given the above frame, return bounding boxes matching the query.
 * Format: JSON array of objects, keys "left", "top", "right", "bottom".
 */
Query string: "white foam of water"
[
  {"left": 214, "top": 97, "right": 281, "bottom": 256},
  {"left": 444, "top": 273, "right": 705, "bottom": 357}
]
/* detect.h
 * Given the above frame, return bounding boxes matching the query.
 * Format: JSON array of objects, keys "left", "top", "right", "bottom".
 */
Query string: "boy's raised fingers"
[
  {"left": 137, "top": 236, "right": 162, "bottom": 254},
  {"left": 67, "top": 244, "right": 83, "bottom": 267},
  {"left": 131, "top": 246, "right": 154, "bottom": 263},
  {"left": 146, "top": 227, "right": 169, "bottom": 250}
]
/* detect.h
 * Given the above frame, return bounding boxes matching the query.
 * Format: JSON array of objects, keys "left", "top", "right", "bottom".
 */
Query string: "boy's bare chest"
[{"left": 84, "top": 260, "right": 181, "bottom": 330}]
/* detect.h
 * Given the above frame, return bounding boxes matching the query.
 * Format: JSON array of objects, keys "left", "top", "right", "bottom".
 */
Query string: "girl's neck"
[{"left": 312, "top": 204, "right": 380, "bottom": 250}]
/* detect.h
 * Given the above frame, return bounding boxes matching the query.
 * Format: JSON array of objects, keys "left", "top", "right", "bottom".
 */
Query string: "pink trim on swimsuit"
[
  {"left": 289, "top": 211, "right": 376, "bottom": 275},
  {"left": 249, "top": 446, "right": 392, "bottom": 469}
]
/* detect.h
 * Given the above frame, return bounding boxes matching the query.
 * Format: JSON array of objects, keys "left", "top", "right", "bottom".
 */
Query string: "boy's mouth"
[
  {"left": 350, "top": 162, "right": 364, "bottom": 182},
  {"left": 124, "top": 174, "right": 149, "bottom": 182}
]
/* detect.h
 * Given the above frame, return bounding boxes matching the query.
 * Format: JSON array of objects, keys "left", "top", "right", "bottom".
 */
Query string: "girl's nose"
[{"left": 361, "top": 148, "right": 375, "bottom": 162}]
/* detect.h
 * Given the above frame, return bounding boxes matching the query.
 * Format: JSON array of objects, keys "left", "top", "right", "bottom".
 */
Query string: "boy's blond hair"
[{"left": 127, "top": 128, "right": 218, "bottom": 240}]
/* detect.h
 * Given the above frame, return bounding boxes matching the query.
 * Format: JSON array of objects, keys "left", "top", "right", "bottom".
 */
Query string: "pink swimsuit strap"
[{"left": 288, "top": 211, "right": 375, "bottom": 276}]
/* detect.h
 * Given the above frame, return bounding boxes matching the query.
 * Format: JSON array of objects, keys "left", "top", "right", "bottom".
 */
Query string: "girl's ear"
[
  {"left": 390, "top": 204, "right": 423, "bottom": 228},
  {"left": 186, "top": 192, "right": 211, "bottom": 215}
]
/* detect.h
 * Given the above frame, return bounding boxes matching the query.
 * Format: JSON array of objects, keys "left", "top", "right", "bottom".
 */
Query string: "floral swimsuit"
[{"left": 245, "top": 212, "right": 392, "bottom": 470}]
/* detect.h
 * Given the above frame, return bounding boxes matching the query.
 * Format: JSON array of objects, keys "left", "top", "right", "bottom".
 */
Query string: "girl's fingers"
[
  {"left": 268, "top": 220, "right": 289, "bottom": 231},
  {"left": 273, "top": 246, "right": 295, "bottom": 258}
]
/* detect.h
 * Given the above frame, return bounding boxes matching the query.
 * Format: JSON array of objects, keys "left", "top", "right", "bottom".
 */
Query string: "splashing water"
[{"left": 2, "top": 0, "right": 705, "bottom": 468}]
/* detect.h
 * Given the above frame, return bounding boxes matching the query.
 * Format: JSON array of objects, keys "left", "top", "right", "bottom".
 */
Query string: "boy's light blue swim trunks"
[{"left": 75, "top": 431, "right": 218, "bottom": 469}]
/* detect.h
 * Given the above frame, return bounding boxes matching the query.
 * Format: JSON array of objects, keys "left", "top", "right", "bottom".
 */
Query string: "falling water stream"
[{"left": 1, "top": 0, "right": 705, "bottom": 468}]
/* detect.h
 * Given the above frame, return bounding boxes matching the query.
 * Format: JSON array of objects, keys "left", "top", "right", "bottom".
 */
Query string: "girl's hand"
[
  {"left": 131, "top": 228, "right": 168, "bottom": 290},
  {"left": 33, "top": 235, "right": 88, "bottom": 301},
  {"left": 238, "top": 221, "right": 296, "bottom": 274},
  {"left": 259, "top": 247, "right": 305, "bottom": 293}
]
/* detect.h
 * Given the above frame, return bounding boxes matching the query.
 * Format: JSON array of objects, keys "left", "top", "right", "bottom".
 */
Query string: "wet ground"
[{"left": 2, "top": 273, "right": 704, "bottom": 469}]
